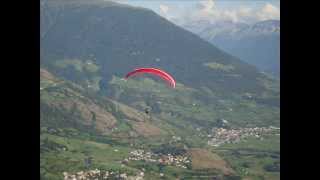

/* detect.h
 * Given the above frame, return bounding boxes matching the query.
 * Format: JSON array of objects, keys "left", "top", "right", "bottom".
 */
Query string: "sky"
[{"left": 115, "top": 0, "right": 280, "bottom": 25}]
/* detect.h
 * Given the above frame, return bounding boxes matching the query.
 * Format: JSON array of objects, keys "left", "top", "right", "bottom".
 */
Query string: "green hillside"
[{"left": 41, "top": 68, "right": 279, "bottom": 179}]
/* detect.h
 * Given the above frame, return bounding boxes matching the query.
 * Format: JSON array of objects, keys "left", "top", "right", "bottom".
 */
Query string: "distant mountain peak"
[{"left": 251, "top": 20, "right": 280, "bottom": 33}]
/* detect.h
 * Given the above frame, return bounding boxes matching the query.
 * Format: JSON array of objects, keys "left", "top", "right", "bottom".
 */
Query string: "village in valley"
[
  {"left": 125, "top": 149, "right": 191, "bottom": 169},
  {"left": 62, "top": 148, "right": 191, "bottom": 180},
  {"left": 60, "top": 124, "right": 279, "bottom": 180},
  {"left": 63, "top": 169, "right": 145, "bottom": 180},
  {"left": 207, "top": 126, "right": 280, "bottom": 147}
]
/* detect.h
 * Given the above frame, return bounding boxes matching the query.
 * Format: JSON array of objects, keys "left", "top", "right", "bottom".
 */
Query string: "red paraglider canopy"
[{"left": 125, "top": 68, "right": 176, "bottom": 88}]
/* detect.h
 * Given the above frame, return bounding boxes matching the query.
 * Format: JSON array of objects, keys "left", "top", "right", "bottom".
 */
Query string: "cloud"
[
  {"left": 159, "top": 4, "right": 169, "bottom": 15},
  {"left": 256, "top": 3, "right": 280, "bottom": 21},
  {"left": 197, "top": 0, "right": 215, "bottom": 13},
  {"left": 168, "top": 0, "right": 279, "bottom": 24},
  {"left": 159, "top": 4, "right": 177, "bottom": 21},
  {"left": 158, "top": 4, "right": 185, "bottom": 25},
  {"left": 238, "top": 6, "right": 252, "bottom": 17},
  {"left": 191, "top": 0, "right": 246, "bottom": 23}
]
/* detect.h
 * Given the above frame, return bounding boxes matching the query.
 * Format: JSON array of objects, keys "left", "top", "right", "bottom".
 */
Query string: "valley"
[{"left": 40, "top": 0, "right": 280, "bottom": 179}]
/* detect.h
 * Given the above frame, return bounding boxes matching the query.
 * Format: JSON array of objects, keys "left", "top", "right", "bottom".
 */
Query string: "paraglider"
[
  {"left": 124, "top": 67, "right": 176, "bottom": 117},
  {"left": 125, "top": 68, "right": 176, "bottom": 88},
  {"left": 145, "top": 107, "right": 150, "bottom": 115}
]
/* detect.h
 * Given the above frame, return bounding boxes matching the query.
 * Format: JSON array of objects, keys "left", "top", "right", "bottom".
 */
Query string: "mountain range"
[
  {"left": 40, "top": 0, "right": 274, "bottom": 94},
  {"left": 180, "top": 20, "right": 280, "bottom": 76}
]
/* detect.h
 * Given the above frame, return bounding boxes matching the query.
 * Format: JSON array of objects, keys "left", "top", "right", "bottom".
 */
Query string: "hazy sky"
[{"left": 116, "top": 0, "right": 280, "bottom": 24}]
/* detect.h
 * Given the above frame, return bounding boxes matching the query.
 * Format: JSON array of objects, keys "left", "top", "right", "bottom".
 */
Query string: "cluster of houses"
[
  {"left": 63, "top": 169, "right": 145, "bottom": 180},
  {"left": 170, "top": 136, "right": 182, "bottom": 143},
  {"left": 158, "top": 154, "right": 190, "bottom": 169},
  {"left": 123, "top": 149, "right": 190, "bottom": 169},
  {"left": 125, "top": 150, "right": 156, "bottom": 162},
  {"left": 208, "top": 126, "right": 279, "bottom": 147}
]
